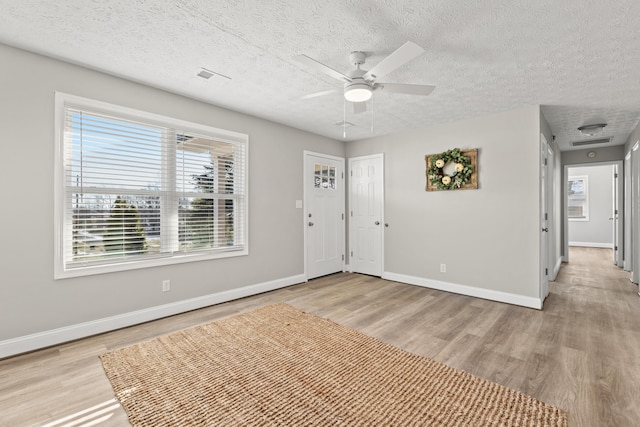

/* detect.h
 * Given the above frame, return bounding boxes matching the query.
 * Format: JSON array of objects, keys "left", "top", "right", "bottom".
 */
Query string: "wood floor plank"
[{"left": 1, "top": 247, "right": 639, "bottom": 426}]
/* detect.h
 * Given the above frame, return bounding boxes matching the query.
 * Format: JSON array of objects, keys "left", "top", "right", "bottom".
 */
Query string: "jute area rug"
[{"left": 100, "top": 303, "right": 567, "bottom": 426}]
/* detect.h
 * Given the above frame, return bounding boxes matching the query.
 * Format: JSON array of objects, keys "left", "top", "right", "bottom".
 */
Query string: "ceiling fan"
[{"left": 293, "top": 41, "right": 435, "bottom": 113}]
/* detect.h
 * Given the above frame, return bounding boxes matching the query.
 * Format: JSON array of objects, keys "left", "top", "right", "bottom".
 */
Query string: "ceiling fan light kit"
[
  {"left": 577, "top": 123, "right": 607, "bottom": 136},
  {"left": 344, "top": 82, "right": 372, "bottom": 102}
]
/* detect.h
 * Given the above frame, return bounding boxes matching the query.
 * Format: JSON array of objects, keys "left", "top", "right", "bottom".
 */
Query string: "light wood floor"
[{"left": 2, "top": 247, "right": 639, "bottom": 426}]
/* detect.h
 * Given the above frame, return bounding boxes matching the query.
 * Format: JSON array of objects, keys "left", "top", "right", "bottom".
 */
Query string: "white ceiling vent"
[
  {"left": 571, "top": 137, "right": 611, "bottom": 147},
  {"left": 196, "top": 68, "right": 231, "bottom": 81}
]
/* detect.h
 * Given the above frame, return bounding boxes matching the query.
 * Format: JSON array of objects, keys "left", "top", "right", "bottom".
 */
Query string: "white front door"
[
  {"left": 349, "top": 154, "right": 384, "bottom": 277},
  {"left": 304, "top": 152, "right": 345, "bottom": 279}
]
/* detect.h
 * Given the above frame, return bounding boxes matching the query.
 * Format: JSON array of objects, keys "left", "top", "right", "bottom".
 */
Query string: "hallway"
[{"left": 544, "top": 246, "right": 640, "bottom": 424}]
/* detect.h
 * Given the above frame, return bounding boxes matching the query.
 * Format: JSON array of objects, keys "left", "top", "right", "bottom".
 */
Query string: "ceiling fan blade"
[
  {"left": 375, "top": 83, "right": 435, "bottom": 96},
  {"left": 352, "top": 102, "right": 367, "bottom": 114},
  {"left": 291, "top": 88, "right": 340, "bottom": 101},
  {"left": 364, "top": 41, "right": 425, "bottom": 80},
  {"left": 293, "top": 54, "right": 352, "bottom": 83}
]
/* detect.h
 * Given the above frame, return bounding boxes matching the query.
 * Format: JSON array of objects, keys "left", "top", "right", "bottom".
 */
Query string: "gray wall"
[
  {"left": 0, "top": 44, "right": 344, "bottom": 341},
  {"left": 563, "top": 146, "right": 625, "bottom": 165},
  {"left": 345, "top": 105, "right": 542, "bottom": 299},
  {"left": 624, "top": 123, "right": 640, "bottom": 153},
  {"left": 567, "top": 165, "right": 614, "bottom": 246},
  {"left": 0, "top": 43, "right": 549, "bottom": 352}
]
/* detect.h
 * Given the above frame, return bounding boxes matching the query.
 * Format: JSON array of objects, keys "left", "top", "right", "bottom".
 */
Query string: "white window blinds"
[{"left": 55, "top": 93, "right": 248, "bottom": 278}]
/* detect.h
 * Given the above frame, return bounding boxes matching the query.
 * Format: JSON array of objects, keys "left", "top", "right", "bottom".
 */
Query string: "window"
[
  {"left": 55, "top": 93, "right": 248, "bottom": 278},
  {"left": 314, "top": 164, "right": 337, "bottom": 189},
  {"left": 568, "top": 176, "right": 588, "bottom": 221}
]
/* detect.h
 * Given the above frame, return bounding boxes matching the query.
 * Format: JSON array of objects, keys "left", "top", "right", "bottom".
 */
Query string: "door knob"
[
  {"left": 542, "top": 227, "right": 548, "bottom": 232},
  {"left": 375, "top": 221, "right": 380, "bottom": 225},
  {"left": 385, "top": 223, "right": 389, "bottom": 227},
  {"left": 308, "top": 222, "right": 314, "bottom": 226}
]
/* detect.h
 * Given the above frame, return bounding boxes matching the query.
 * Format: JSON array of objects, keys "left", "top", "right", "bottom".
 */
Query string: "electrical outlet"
[
  {"left": 440, "top": 264, "right": 446, "bottom": 273},
  {"left": 162, "top": 280, "right": 171, "bottom": 292}
]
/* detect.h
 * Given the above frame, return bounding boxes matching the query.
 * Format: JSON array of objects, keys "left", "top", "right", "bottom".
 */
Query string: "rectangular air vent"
[
  {"left": 571, "top": 137, "right": 611, "bottom": 147},
  {"left": 197, "top": 67, "right": 231, "bottom": 81}
]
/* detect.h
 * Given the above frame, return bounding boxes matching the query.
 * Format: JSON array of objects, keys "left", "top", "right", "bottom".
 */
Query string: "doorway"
[
  {"left": 304, "top": 151, "right": 345, "bottom": 280},
  {"left": 564, "top": 161, "right": 623, "bottom": 266}
]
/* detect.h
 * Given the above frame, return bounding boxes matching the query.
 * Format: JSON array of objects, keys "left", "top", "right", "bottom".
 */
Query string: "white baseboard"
[
  {"left": 382, "top": 272, "right": 542, "bottom": 310},
  {"left": 0, "top": 274, "right": 306, "bottom": 360},
  {"left": 568, "top": 241, "right": 614, "bottom": 249}
]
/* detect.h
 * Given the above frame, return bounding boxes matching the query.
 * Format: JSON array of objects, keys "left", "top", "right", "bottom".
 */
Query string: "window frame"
[
  {"left": 567, "top": 175, "right": 589, "bottom": 221},
  {"left": 54, "top": 92, "right": 249, "bottom": 279}
]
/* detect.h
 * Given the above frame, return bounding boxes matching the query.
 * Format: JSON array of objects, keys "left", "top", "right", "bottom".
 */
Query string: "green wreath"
[{"left": 427, "top": 148, "right": 473, "bottom": 190}]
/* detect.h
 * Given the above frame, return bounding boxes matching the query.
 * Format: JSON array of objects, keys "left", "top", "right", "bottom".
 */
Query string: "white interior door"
[
  {"left": 624, "top": 151, "right": 632, "bottom": 271},
  {"left": 546, "top": 144, "right": 556, "bottom": 281},
  {"left": 349, "top": 154, "right": 384, "bottom": 277},
  {"left": 540, "top": 135, "right": 550, "bottom": 301},
  {"left": 613, "top": 164, "right": 623, "bottom": 266},
  {"left": 304, "top": 152, "right": 345, "bottom": 279},
  {"left": 632, "top": 142, "right": 640, "bottom": 284}
]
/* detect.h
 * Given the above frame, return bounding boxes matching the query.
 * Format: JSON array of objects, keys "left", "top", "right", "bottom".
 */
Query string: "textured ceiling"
[{"left": 1, "top": 0, "right": 640, "bottom": 150}]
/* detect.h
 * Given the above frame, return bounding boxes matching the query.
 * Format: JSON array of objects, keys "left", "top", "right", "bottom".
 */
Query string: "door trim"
[
  {"left": 624, "top": 151, "right": 632, "bottom": 271},
  {"left": 540, "top": 134, "right": 549, "bottom": 302},
  {"left": 303, "top": 150, "right": 346, "bottom": 281},
  {"left": 562, "top": 160, "right": 624, "bottom": 265}
]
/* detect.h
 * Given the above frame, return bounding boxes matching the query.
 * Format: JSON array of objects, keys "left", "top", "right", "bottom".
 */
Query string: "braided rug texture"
[{"left": 100, "top": 303, "right": 567, "bottom": 426}]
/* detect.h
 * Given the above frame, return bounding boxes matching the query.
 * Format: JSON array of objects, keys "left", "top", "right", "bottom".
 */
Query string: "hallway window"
[{"left": 568, "top": 176, "right": 589, "bottom": 220}]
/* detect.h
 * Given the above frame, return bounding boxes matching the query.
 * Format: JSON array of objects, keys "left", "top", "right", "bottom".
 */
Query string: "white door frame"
[
  {"left": 563, "top": 160, "right": 624, "bottom": 265},
  {"left": 632, "top": 142, "right": 640, "bottom": 284},
  {"left": 546, "top": 142, "right": 559, "bottom": 281},
  {"left": 613, "top": 163, "right": 624, "bottom": 266},
  {"left": 348, "top": 153, "right": 385, "bottom": 276},
  {"left": 303, "top": 150, "right": 346, "bottom": 280},
  {"left": 624, "top": 150, "right": 632, "bottom": 271},
  {"left": 540, "top": 134, "right": 550, "bottom": 301}
]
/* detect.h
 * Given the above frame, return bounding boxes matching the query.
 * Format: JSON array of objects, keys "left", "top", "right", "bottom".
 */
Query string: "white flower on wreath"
[
  {"left": 455, "top": 163, "right": 464, "bottom": 172},
  {"left": 435, "top": 159, "right": 445, "bottom": 168},
  {"left": 442, "top": 176, "right": 451, "bottom": 185}
]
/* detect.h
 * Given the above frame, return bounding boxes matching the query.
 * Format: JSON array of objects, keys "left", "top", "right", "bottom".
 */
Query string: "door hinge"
[
  {"left": 615, "top": 173, "right": 618, "bottom": 178},
  {"left": 341, "top": 213, "right": 344, "bottom": 220},
  {"left": 350, "top": 170, "right": 353, "bottom": 177},
  {"left": 615, "top": 209, "right": 618, "bottom": 214},
  {"left": 342, "top": 254, "right": 344, "bottom": 261},
  {"left": 342, "top": 172, "right": 344, "bottom": 179},
  {"left": 615, "top": 246, "right": 618, "bottom": 251},
  {"left": 350, "top": 210, "right": 353, "bottom": 217},
  {"left": 545, "top": 268, "right": 548, "bottom": 275},
  {"left": 544, "top": 213, "right": 548, "bottom": 220},
  {"left": 544, "top": 158, "right": 547, "bottom": 165},
  {"left": 350, "top": 251, "right": 353, "bottom": 257}
]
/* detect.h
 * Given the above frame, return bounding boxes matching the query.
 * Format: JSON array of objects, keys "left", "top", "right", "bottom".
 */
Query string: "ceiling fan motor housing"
[{"left": 350, "top": 51, "right": 367, "bottom": 67}]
